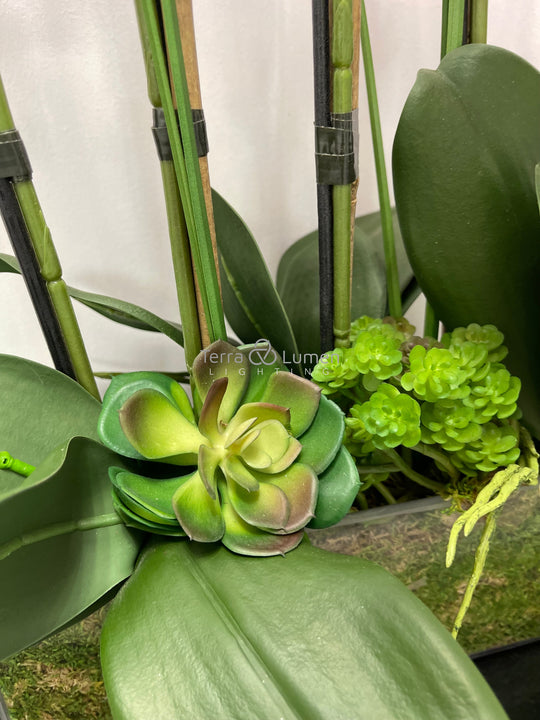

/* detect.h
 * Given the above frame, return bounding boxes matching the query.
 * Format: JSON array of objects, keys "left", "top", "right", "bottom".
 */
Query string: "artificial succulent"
[{"left": 97, "top": 340, "right": 360, "bottom": 556}]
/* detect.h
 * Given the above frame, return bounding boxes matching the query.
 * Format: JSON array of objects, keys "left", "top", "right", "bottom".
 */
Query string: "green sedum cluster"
[{"left": 311, "top": 317, "right": 523, "bottom": 477}]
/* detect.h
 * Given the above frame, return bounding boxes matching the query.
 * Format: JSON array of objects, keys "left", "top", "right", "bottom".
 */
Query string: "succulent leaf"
[
  {"left": 261, "top": 371, "right": 321, "bottom": 436},
  {"left": 99, "top": 342, "right": 356, "bottom": 556},
  {"left": 192, "top": 340, "right": 250, "bottom": 422},
  {"left": 98, "top": 371, "right": 195, "bottom": 459},
  {"left": 119, "top": 389, "right": 205, "bottom": 463},
  {"left": 172, "top": 472, "right": 225, "bottom": 542}
]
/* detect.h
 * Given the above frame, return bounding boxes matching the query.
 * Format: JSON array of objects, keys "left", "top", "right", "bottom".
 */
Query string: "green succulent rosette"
[
  {"left": 442, "top": 323, "right": 508, "bottom": 363},
  {"left": 97, "top": 341, "right": 360, "bottom": 556},
  {"left": 400, "top": 343, "right": 487, "bottom": 402},
  {"left": 352, "top": 383, "right": 421, "bottom": 450}
]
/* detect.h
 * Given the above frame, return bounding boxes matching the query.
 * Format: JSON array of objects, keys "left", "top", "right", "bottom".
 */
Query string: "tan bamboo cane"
[{"left": 175, "top": 0, "right": 222, "bottom": 349}]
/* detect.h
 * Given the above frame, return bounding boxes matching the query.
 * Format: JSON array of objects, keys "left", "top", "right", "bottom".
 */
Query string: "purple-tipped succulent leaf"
[{"left": 99, "top": 342, "right": 358, "bottom": 557}]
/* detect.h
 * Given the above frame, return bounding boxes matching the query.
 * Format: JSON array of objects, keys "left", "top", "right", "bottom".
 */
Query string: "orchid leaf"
[
  {"left": 101, "top": 540, "right": 507, "bottom": 720},
  {"left": 0, "top": 436, "right": 141, "bottom": 660},
  {"left": 393, "top": 44, "right": 540, "bottom": 438},
  {"left": 276, "top": 210, "right": 415, "bottom": 359},
  {"left": 212, "top": 191, "right": 301, "bottom": 373},
  {"left": 0, "top": 354, "right": 102, "bottom": 498},
  {"left": 308, "top": 446, "right": 361, "bottom": 529},
  {"left": 0, "top": 252, "right": 184, "bottom": 346}
]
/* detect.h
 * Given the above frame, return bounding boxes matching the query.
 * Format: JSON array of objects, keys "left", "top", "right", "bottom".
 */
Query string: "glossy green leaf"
[
  {"left": 298, "top": 395, "right": 344, "bottom": 473},
  {"left": 0, "top": 354, "right": 102, "bottom": 498},
  {"left": 393, "top": 44, "right": 540, "bottom": 437},
  {"left": 101, "top": 539, "right": 507, "bottom": 720},
  {"left": 308, "top": 446, "right": 360, "bottom": 529},
  {"left": 0, "top": 436, "right": 141, "bottom": 660},
  {"left": 276, "top": 210, "right": 415, "bottom": 358},
  {"left": 212, "top": 191, "right": 301, "bottom": 372},
  {"left": 0, "top": 252, "right": 184, "bottom": 346}
]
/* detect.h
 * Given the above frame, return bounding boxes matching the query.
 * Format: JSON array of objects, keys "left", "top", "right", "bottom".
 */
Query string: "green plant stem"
[
  {"left": 360, "top": 0, "right": 401, "bottom": 318},
  {"left": 374, "top": 481, "right": 397, "bottom": 504},
  {"left": 0, "top": 513, "right": 123, "bottom": 562},
  {"left": 332, "top": 0, "right": 354, "bottom": 348},
  {"left": 452, "top": 511, "right": 497, "bottom": 638},
  {"left": 160, "top": 0, "right": 226, "bottom": 345},
  {"left": 423, "top": 300, "right": 439, "bottom": 338},
  {"left": 357, "top": 463, "right": 399, "bottom": 474},
  {"left": 140, "top": 0, "right": 225, "bottom": 346},
  {"left": 356, "top": 491, "right": 369, "bottom": 510},
  {"left": 0, "top": 77, "right": 99, "bottom": 400},
  {"left": 413, "top": 443, "right": 459, "bottom": 483},
  {"left": 445, "top": 0, "right": 466, "bottom": 54},
  {"left": 470, "top": 0, "right": 488, "bottom": 44},
  {"left": 160, "top": 161, "right": 202, "bottom": 368},
  {"left": 382, "top": 448, "right": 446, "bottom": 494}
]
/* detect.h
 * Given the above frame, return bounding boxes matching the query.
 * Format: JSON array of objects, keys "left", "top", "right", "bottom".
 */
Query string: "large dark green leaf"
[
  {"left": 0, "top": 253, "right": 184, "bottom": 346},
  {"left": 101, "top": 539, "right": 506, "bottom": 720},
  {"left": 393, "top": 44, "right": 540, "bottom": 437},
  {"left": 0, "top": 355, "right": 141, "bottom": 658},
  {"left": 0, "top": 436, "right": 141, "bottom": 660},
  {"left": 276, "top": 209, "right": 415, "bottom": 358},
  {"left": 0, "top": 354, "right": 102, "bottom": 497},
  {"left": 212, "top": 190, "right": 301, "bottom": 371}
]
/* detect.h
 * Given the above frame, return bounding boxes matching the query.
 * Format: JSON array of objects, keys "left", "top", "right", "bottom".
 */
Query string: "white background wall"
[{"left": 0, "top": 1, "right": 539, "bottom": 387}]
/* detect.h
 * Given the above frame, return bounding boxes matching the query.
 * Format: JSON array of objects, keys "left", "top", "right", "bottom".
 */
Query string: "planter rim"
[{"left": 308, "top": 494, "right": 449, "bottom": 533}]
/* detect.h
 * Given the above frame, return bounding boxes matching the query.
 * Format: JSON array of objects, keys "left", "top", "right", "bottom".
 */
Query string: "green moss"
[{"left": 0, "top": 610, "right": 111, "bottom": 720}]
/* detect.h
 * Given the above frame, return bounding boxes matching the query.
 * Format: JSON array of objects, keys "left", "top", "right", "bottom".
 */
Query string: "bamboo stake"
[
  {"left": 0, "top": 76, "right": 99, "bottom": 399},
  {"left": 159, "top": 0, "right": 226, "bottom": 344},
  {"left": 470, "top": 0, "right": 489, "bottom": 45},
  {"left": 134, "top": 0, "right": 202, "bottom": 368},
  {"left": 332, "top": 0, "right": 354, "bottom": 348},
  {"left": 175, "top": 0, "right": 221, "bottom": 350}
]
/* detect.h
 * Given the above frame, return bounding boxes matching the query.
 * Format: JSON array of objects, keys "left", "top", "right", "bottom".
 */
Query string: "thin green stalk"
[
  {"left": 160, "top": 161, "right": 201, "bottom": 367},
  {"left": 413, "top": 443, "right": 459, "bottom": 483},
  {"left": 423, "top": 300, "right": 439, "bottom": 338},
  {"left": 383, "top": 447, "right": 446, "bottom": 494},
  {"left": 471, "top": 0, "right": 488, "bottom": 43},
  {"left": 140, "top": 0, "right": 225, "bottom": 345},
  {"left": 360, "top": 1, "right": 401, "bottom": 318},
  {"left": 0, "top": 77, "right": 99, "bottom": 399},
  {"left": 374, "top": 481, "right": 397, "bottom": 504},
  {"left": 452, "top": 511, "right": 497, "bottom": 638},
  {"left": 332, "top": 0, "right": 354, "bottom": 348},
  {"left": 445, "top": 0, "right": 466, "bottom": 54},
  {"left": 160, "top": 0, "right": 226, "bottom": 344},
  {"left": 134, "top": 0, "right": 202, "bottom": 367},
  {"left": 0, "top": 513, "right": 123, "bottom": 562}
]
